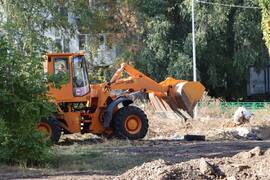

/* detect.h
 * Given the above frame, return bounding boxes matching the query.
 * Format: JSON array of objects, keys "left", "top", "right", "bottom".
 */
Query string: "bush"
[{"left": 0, "top": 37, "right": 54, "bottom": 166}]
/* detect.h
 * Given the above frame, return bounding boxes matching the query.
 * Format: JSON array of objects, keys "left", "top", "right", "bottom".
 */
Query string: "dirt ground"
[
  {"left": 117, "top": 145, "right": 270, "bottom": 180},
  {"left": 2, "top": 106, "right": 270, "bottom": 180},
  {"left": 1, "top": 139, "right": 270, "bottom": 180},
  {"left": 145, "top": 109, "right": 270, "bottom": 141}
]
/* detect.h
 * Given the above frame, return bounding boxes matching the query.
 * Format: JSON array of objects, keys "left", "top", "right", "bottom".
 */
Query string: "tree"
[
  {"left": 259, "top": 0, "right": 270, "bottom": 53},
  {"left": 195, "top": 0, "right": 268, "bottom": 99},
  {"left": 127, "top": 0, "right": 268, "bottom": 100},
  {"left": 125, "top": 0, "right": 193, "bottom": 82},
  {"left": 0, "top": 0, "right": 91, "bottom": 166}
]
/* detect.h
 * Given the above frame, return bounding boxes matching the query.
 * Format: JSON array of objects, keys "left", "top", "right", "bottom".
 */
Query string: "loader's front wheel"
[
  {"left": 113, "top": 106, "right": 148, "bottom": 140},
  {"left": 38, "top": 117, "right": 61, "bottom": 144}
]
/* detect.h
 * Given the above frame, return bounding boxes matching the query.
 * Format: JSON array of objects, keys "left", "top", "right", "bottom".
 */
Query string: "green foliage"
[
  {"left": 259, "top": 0, "right": 270, "bottom": 53},
  {"left": 88, "top": 65, "right": 115, "bottom": 83},
  {"left": 124, "top": 0, "right": 269, "bottom": 99},
  {"left": 0, "top": 0, "right": 83, "bottom": 166},
  {"left": 194, "top": 0, "right": 268, "bottom": 98},
  {"left": 0, "top": 37, "right": 54, "bottom": 166},
  {"left": 167, "top": 53, "right": 193, "bottom": 80},
  {"left": 48, "top": 73, "right": 70, "bottom": 89},
  {"left": 142, "top": 17, "right": 172, "bottom": 81},
  {"left": 0, "top": 122, "right": 53, "bottom": 167},
  {"left": 118, "top": 1, "right": 194, "bottom": 82}
]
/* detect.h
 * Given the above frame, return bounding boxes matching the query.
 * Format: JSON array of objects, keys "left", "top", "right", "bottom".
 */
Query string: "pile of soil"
[{"left": 116, "top": 146, "right": 270, "bottom": 180}]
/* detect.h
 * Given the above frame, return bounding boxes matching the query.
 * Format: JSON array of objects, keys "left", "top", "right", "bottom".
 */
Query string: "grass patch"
[{"left": 51, "top": 139, "right": 161, "bottom": 175}]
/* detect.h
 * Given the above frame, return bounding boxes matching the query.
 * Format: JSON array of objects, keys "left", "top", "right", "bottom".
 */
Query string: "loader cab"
[{"left": 46, "top": 52, "right": 90, "bottom": 102}]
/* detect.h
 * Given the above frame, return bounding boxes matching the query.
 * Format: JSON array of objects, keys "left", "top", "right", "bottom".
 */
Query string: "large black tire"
[
  {"left": 38, "top": 117, "right": 61, "bottom": 144},
  {"left": 113, "top": 106, "right": 148, "bottom": 140},
  {"left": 184, "top": 135, "right": 205, "bottom": 141}
]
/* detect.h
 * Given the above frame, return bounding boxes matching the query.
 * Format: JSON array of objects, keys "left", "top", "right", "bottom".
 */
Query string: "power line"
[{"left": 196, "top": 0, "right": 260, "bottom": 10}]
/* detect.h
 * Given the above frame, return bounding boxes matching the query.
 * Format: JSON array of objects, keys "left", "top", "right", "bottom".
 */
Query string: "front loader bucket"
[
  {"left": 172, "top": 81, "right": 205, "bottom": 117},
  {"left": 149, "top": 78, "right": 205, "bottom": 119}
]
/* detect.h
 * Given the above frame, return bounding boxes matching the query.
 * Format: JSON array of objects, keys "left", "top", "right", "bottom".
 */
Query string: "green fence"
[
  {"left": 220, "top": 102, "right": 270, "bottom": 111},
  {"left": 198, "top": 101, "right": 270, "bottom": 112}
]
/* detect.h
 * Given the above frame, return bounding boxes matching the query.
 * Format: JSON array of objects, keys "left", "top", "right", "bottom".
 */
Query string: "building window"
[
  {"left": 55, "top": 38, "right": 62, "bottom": 52},
  {"left": 79, "top": 34, "right": 86, "bottom": 50},
  {"left": 63, "top": 38, "right": 70, "bottom": 52}
]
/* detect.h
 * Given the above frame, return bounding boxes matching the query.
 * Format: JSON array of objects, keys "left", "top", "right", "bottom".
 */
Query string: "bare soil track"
[
  {"left": 1, "top": 139, "right": 270, "bottom": 179},
  {"left": 107, "top": 140, "right": 270, "bottom": 162}
]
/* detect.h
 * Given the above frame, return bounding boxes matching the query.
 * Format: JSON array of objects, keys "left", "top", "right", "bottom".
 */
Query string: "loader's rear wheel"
[
  {"left": 113, "top": 106, "right": 148, "bottom": 140},
  {"left": 38, "top": 117, "right": 61, "bottom": 144}
]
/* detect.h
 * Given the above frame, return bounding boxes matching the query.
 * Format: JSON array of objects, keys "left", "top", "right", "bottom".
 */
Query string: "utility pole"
[
  {"left": 192, "top": 0, "right": 198, "bottom": 118},
  {"left": 192, "top": 0, "right": 197, "bottom": 82}
]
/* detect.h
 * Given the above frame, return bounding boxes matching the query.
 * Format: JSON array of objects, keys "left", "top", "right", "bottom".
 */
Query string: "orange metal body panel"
[
  {"left": 64, "top": 112, "right": 81, "bottom": 133},
  {"left": 88, "top": 84, "right": 109, "bottom": 134}
]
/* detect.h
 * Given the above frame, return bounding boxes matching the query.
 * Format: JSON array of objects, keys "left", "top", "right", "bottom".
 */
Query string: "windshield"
[{"left": 72, "top": 56, "right": 90, "bottom": 96}]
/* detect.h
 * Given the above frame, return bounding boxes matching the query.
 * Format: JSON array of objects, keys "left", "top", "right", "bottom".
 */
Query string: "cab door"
[
  {"left": 72, "top": 56, "right": 90, "bottom": 97},
  {"left": 48, "top": 56, "right": 74, "bottom": 101}
]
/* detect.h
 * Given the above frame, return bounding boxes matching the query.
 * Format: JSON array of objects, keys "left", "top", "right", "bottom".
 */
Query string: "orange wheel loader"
[{"left": 38, "top": 52, "right": 205, "bottom": 143}]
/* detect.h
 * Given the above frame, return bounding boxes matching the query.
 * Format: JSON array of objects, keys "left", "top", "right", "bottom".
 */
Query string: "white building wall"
[
  {"left": 69, "top": 36, "right": 80, "bottom": 52},
  {"left": 247, "top": 64, "right": 270, "bottom": 97},
  {"left": 44, "top": 8, "right": 116, "bottom": 66}
]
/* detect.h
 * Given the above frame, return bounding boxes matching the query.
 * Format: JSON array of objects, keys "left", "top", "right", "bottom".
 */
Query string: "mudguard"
[{"left": 102, "top": 97, "right": 133, "bottom": 128}]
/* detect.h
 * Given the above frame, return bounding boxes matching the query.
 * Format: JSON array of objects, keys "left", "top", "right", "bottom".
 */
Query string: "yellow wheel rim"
[
  {"left": 125, "top": 115, "right": 142, "bottom": 134},
  {"left": 38, "top": 122, "right": 52, "bottom": 139}
]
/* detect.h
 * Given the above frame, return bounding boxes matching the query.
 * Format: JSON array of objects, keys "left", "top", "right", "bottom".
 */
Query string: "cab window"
[
  {"left": 72, "top": 56, "right": 90, "bottom": 96},
  {"left": 54, "top": 58, "right": 69, "bottom": 80}
]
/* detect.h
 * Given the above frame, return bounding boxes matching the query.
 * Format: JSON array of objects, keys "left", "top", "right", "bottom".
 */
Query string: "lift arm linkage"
[{"left": 109, "top": 63, "right": 168, "bottom": 94}]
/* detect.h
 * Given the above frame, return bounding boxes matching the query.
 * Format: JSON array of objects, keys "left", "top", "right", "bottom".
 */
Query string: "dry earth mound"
[{"left": 116, "top": 146, "right": 270, "bottom": 180}]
